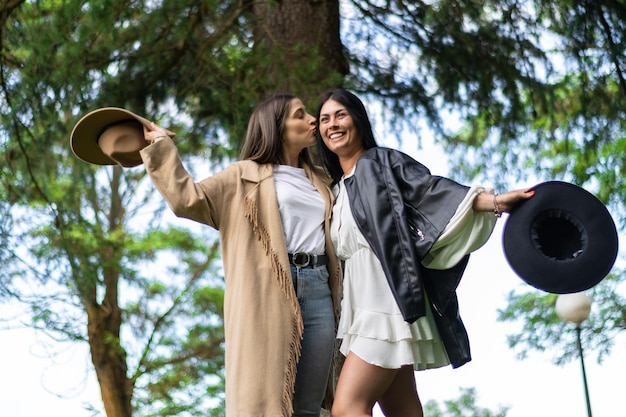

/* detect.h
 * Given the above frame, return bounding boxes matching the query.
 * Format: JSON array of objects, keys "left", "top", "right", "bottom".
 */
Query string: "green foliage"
[
  {"left": 424, "top": 387, "right": 510, "bottom": 417},
  {"left": 2, "top": 0, "right": 626, "bottom": 415},
  {"left": 498, "top": 272, "right": 626, "bottom": 365},
  {"left": 130, "top": 276, "right": 226, "bottom": 417},
  {"left": 439, "top": 1, "right": 626, "bottom": 222}
]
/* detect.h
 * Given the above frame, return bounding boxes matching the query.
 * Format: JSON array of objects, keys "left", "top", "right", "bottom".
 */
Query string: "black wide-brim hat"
[{"left": 503, "top": 181, "right": 618, "bottom": 293}]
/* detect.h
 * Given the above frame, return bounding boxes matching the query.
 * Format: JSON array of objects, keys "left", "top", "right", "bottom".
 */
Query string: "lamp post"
[{"left": 555, "top": 292, "right": 593, "bottom": 417}]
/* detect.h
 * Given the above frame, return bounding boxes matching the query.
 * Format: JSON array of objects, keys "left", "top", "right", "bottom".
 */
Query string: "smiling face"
[{"left": 318, "top": 99, "right": 364, "bottom": 160}]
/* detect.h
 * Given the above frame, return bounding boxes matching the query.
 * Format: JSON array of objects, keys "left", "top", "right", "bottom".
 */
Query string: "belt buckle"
[{"left": 292, "top": 252, "right": 311, "bottom": 267}]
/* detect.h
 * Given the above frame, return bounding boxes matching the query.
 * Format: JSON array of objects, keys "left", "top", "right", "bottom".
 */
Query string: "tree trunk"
[
  {"left": 251, "top": 0, "right": 349, "bottom": 98},
  {"left": 88, "top": 303, "right": 133, "bottom": 417},
  {"left": 86, "top": 166, "right": 132, "bottom": 417}
]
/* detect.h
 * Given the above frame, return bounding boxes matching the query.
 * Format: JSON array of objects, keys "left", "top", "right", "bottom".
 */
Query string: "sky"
[{"left": 1, "top": 124, "right": 624, "bottom": 417}]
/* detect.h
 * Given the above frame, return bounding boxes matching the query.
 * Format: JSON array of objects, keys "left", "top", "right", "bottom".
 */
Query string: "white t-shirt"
[{"left": 273, "top": 165, "right": 326, "bottom": 255}]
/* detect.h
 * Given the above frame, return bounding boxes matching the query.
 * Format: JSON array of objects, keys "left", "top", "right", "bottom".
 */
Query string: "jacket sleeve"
[
  {"left": 140, "top": 137, "right": 236, "bottom": 229},
  {"left": 388, "top": 149, "right": 470, "bottom": 259},
  {"left": 422, "top": 185, "right": 497, "bottom": 269}
]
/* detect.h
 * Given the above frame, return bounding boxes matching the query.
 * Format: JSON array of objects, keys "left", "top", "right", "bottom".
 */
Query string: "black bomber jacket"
[{"left": 343, "top": 147, "right": 473, "bottom": 368}]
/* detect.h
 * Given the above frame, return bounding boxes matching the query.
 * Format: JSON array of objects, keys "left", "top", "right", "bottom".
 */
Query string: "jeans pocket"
[{"left": 313, "top": 265, "right": 330, "bottom": 284}]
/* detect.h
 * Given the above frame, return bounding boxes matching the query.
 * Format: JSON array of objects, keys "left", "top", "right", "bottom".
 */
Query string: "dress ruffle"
[{"left": 338, "top": 306, "right": 450, "bottom": 370}]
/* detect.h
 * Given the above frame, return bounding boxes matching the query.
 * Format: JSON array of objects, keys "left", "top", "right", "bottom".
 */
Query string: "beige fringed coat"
[{"left": 140, "top": 138, "right": 342, "bottom": 417}]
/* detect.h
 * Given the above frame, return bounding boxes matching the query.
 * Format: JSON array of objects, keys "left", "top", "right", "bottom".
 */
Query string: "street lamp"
[{"left": 555, "top": 292, "right": 593, "bottom": 417}]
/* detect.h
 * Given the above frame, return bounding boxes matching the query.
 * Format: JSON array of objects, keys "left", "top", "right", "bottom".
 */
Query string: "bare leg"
[
  {"left": 331, "top": 352, "right": 423, "bottom": 417},
  {"left": 378, "top": 365, "right": 423, "bottom": 417}
]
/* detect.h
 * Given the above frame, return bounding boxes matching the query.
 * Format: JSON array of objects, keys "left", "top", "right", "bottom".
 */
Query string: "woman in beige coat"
[{"left": 140, "top": 95, "right": 342, "bottom": 417}]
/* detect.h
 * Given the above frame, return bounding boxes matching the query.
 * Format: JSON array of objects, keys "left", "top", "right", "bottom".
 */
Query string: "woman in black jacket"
[{"left": 315, "top": 88, "right": 534, "bottom": 417}]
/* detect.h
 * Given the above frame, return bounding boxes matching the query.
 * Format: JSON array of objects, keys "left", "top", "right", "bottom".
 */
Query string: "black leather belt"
[{"left": 288, "top": 252, "right": 328, "bottom": 268}]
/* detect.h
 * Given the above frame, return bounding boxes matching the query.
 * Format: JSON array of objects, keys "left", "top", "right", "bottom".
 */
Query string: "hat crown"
[
  {"left": 97, "top": 121, "right": 147, "bottom": 167},
  {"left": 531, "top": 209, "right": 586, "bottom": 261}
]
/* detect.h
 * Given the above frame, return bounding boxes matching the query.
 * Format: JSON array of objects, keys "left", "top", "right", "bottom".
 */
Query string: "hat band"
[{"left": 531, "top": 209, "right": 587, "bottom": 261}]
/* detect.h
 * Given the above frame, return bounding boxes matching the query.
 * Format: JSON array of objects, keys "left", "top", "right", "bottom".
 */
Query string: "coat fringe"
[{"left": 244, "top": 196, "right": 304, "bottom": 417}]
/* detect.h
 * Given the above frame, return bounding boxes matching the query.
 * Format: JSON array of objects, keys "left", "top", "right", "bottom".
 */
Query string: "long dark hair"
[
  {"left": 240, "top": 94, "right": 317, "bottom": 170},
  {"left": 315, "top": 89, "right": 378, "bottom": 183}
]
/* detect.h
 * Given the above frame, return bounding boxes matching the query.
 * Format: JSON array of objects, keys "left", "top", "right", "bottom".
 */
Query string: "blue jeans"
[{"left": 290, "top": 264, "right": 336, "bottom": 417}]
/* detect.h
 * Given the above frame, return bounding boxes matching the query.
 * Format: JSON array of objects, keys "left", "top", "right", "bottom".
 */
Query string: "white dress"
[{"left": 332, "top": 175, "right": 496, "bottom": 370}]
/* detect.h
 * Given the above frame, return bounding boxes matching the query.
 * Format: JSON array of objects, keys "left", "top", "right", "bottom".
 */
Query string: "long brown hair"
[{"left": 239, "top": 94, "right": 319, "bottom": 171}]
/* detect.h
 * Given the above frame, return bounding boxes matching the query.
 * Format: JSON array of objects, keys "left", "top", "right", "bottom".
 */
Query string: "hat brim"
[
  {"left": 70, "top": 107, "right": 152, "bottom": 165},
  {"left": 70, "top": 107, "right": 177, "bottom": 166},
  {"left": 503, "top": 181, "right": 618, "bottom": 293}
]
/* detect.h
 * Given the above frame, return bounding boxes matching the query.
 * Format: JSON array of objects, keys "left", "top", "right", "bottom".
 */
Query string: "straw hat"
[
  {"left": 69, "top": 107, "right": 173, "bottom": 167},
  {"left": 503, "top": 181, "right": 618, "bottom": 293}
]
